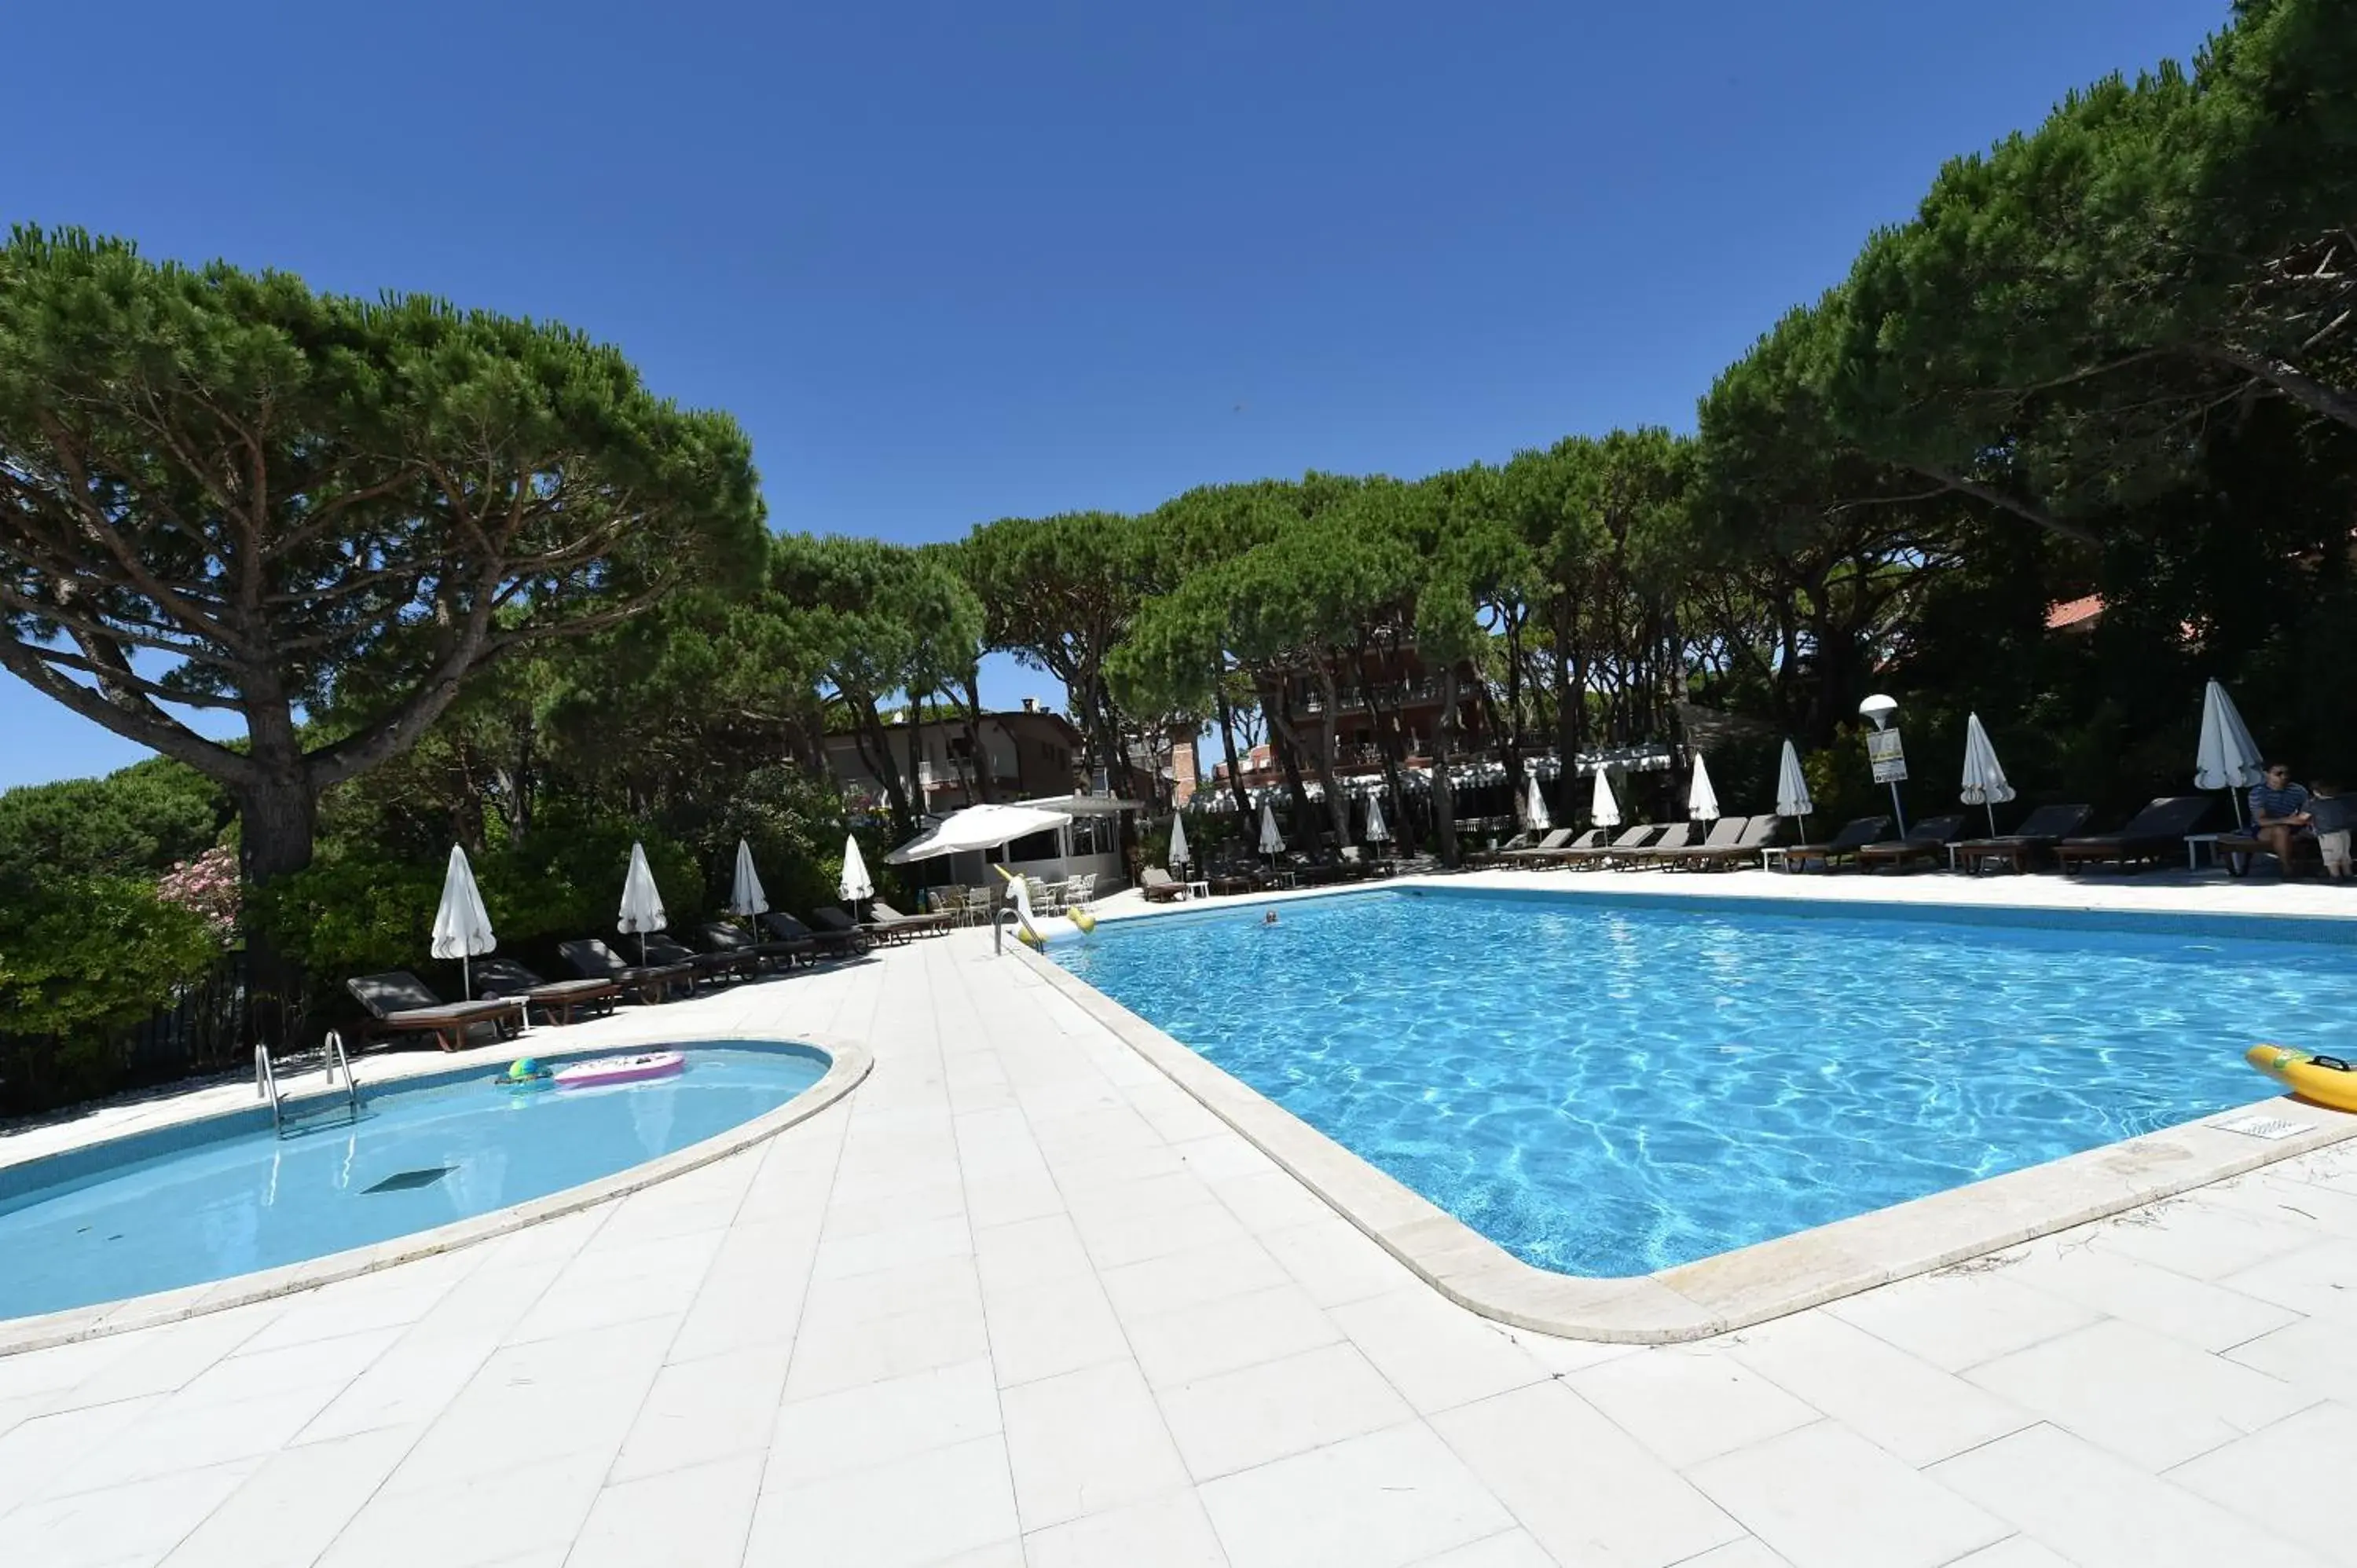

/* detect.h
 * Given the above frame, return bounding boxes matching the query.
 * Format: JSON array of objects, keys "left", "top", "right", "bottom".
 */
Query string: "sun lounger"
[
  {"left": 1466, "top": 831, "right": 1531, "bottom": 867},
  {"left": 812, "top": 903, "right": 912, "bottom": 947},
  {"left": 1780, "top": 816, "right": 1893, "bottom": 872},
  {"left": 1666, "top": 814, "right": 1785, "bottom": 870},
  {"left": 557, "top": 938, "right": 695, "bottom": 1002},
  {"left": 695, "top": 919, "right": 811, "bottom": 969},
  {"left": 1629, "top": 817, "right": 1740, "bottom": 868},
  {"left": 1495, "top": 828, "right": 1578, "bottom": 866},
  {"left": 1856, "top": 815, "right": 1967, "bottom": 873},
  {"left": 1951, "top": 804, "right": 2095, "bottom": 874},
  {"left": 2054, "top": 796, "right": 2214, "bottom": 873},
  {"left": 346, "top": 972, "right": 526, "bottom": 1053},
  {"left": 1614, "top": 822, "right": 1699, "bottom": 867},
  {"left": 1512, "top": 828, "right": 1607, "bottom": 867},
  {"left": 1139, "top": 867, "right": 1188, "bottom": 903},
  {"left": 2216, "top": 830, "right": 2324, "bottom": 877},
  {"left": 642, "top": 932, "right": 757, "bottom": 982},
  {"left": 871, "top": 898, "right": 955, "bottom": 937},
  {"left": 469, "top": 958, "right": 621, "bottom": 1026},
  {"left": 761, "top": 910, "right": 863, "bottom": 958},
  {"left": 1559, "top": 824, "right": 1662, "bottom": 868}
]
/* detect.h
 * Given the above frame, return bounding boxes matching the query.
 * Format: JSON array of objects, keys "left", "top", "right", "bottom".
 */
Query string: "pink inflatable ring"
[{"left": 554, "top": 1051, "right": 686, "bottom": 1089}]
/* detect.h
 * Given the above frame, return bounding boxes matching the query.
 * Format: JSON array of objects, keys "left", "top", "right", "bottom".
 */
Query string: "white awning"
[{"left": 885, "top": 804, "right": 1072, "bottom": 864}]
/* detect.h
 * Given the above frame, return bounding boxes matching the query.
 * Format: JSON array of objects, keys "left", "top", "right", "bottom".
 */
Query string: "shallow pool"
[
  {"left": 1053, "top": 889, "right": 2357, "bottom": 1276},
  {"left": 0, "top": 1042, "right": 827, "bottom": 1321}
]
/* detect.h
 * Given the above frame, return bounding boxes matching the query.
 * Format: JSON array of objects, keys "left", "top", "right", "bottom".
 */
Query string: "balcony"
[{"left": 1299, "top": 679, "right": 1447, "bottom": 716}]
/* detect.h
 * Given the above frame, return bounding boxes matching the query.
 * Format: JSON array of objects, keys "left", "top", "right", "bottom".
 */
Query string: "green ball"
[{"left": 509, "top": 1057, "right": 540, "bottom": 1081}]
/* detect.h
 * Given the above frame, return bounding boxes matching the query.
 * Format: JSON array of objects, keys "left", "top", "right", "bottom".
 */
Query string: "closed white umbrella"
[
  {"left": 1958, "top": 713, "right": 2018, "bottom": 836},
  {"left": 728, "top": 838, "right": 769, "bottom": 919},
  {"left": 2194, "top": 678, "right": 2265, "bottom": 826},
  {"left": 1257, "top": 798, "right": 1285, "bottom": 863},
  {"left": 1687, "top": 753, "right": 1721, "bottom": 823},
  {"left": 1775, "top": 739, "right": 1813, "bottom": 839},
  {"left": 1167, "top": 811, "right": 1190, "bottom": 873},
  {"left": 430, "top": 844, "right": 496, "bottom": 1000},
  {"left": 839, "top": 833, "right": 874, "bottom": 918},
  {"left": 1588, "top": 768, "right": 1621, "bottom": 830},
  {"left": 617, "top": 841, "right": 667, "bottom": 964},
  {"left": 1523, "top": 773, "right": 1552, "bottom": 833},
  {"left": 1364, "top": 793, "right": 1391, "bottom": 846}
]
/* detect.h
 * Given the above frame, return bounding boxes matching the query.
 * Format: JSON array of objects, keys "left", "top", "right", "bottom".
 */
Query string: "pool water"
[
  {"left": 1053, "top": 890, "right": 2357, "bottom": 1277},
  {"left": 0, "top": 1042, "right": 827, "bottom": 1321}
]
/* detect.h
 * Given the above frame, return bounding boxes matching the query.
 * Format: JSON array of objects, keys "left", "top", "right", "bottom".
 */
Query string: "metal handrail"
[
  {"left": 324, "top": 1029, "right": 359, "bottom": 1116},
  {"left": 256, "top": 1044, "right": 282, "bottom": 1134}
]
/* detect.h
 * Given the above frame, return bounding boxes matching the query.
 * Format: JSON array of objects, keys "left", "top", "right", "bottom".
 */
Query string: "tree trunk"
[
  {"left": 1215, "top": 686, "right": 1252, "bottom": 818},
  {"left": 852, "top": 698, "right": 918, "bottom": 844},
  {"left": 951, "top": 669, "right": 993, "bottom": 804},
  {"left": 1266, "top": 681, "right": 1317, "bottom": 849},
  {"left": 1361, "top": 649, "right": 1420, "bottom": 858},
  {"left": 1552, "top": 599, "right": 1581, "bottom": 821},
  {"left": 1431, "top": 665, "right": 1462, "bottom": 866},
  {"left": 1307, "top": 663, "right": 1353, "bottom": 849}
]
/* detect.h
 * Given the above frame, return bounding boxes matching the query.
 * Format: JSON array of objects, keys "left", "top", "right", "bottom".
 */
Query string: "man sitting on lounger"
[{"left": 2250, "top": 763, "right": 2313, "bottom": 871}]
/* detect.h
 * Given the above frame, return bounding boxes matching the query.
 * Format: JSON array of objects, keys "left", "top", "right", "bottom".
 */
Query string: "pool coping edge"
[
  {"left": 0, "top": 1032, "right": 871, "bottom": 1359},
  {"left": 1014, "top": 940, "right": 2357, "bottom": 1343}
]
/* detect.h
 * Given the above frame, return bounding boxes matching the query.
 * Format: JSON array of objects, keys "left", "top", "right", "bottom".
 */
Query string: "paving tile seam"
[{"left": 940, "top": 941, "right": 1219, "bottom": 1547}]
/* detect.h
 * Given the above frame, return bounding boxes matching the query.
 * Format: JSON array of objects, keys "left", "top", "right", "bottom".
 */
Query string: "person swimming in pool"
[{"left": 1263, "top": 909, "right": 1279, "bottom": 925}]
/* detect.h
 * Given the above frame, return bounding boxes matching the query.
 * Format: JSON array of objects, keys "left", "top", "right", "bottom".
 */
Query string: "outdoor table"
[
  {"left": 1761, "top": 847, "right": 1793, "bottom": 873},
  {"left": 1184, "top": 879, "right": 1211, "bottom": 901},
  {"left": 2185, "top": 832, "right": 2223, "bottom": 871}
]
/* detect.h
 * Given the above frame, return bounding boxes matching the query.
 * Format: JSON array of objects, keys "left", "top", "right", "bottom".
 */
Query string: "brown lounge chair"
[
  {"left": 1666, "top": 814, "right": 1785, "bottom": 870},
  {"left": 1560, "top": 824, "right": 1662, "bottom": 868},
  {"left": 796, "top": 909, "right": 879, "bottom": 954},
  {"left": 1629, "top": 817, "right": 1739, "bottom": 868},
  {"left": 1780, "top": 816, "right": 1893, "bottom": 872},
  {"left": 1516, "top": 828, "right": 1609, "bottom": 867},
  {"left": 1951, "top": 804, "right": 2094, "bottom": 874},
  {"left": 1614, "top": 822, "right": 1699, "bottom": 867},
  {"left": 695, "top": 919, "right": 812, "bottom": 969},
  {"left": 872, "top": 898, "right": 955, "bottom": 936},
  {"left": 558, "top": 938, "right": 695, "bottom": 1002},
  {"left": 2216, "top": 830, "right": 2325, "bottom": 877},
  {"left": 470, "top": 958, "right": 621, "bottom": 1026},
  {"left": 1855, "top": 815, "right": 1968, "bottom": 873},
  {"left": 642, "top": 932, "right": 757, "bottom": 983},
  {"left": 1465, "top": 831, "right": 1532, "bottom": 867},
  {"left": 1494, "top": 828, "right": 1578, "bottom": 867},
  {"left": 2054, "top": 796, "right": 2215, "bottom": 873},
  {"left": 814, "top": 903, "right": 913, "bottom": 947},
  {"left": 1139, "top": 867, "right": 1188, "bottom": 903},
  {"left": 762, "top": 910, "right": 864, "bottom": 958},
  {"left": 346, "top": 972, "right": 526, "bottom": 1053}
]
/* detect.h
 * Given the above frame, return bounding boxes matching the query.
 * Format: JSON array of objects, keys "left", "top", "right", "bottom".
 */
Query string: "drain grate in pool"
[
  {"left": 363, "top": 1166, "right": 454, "bottom": 1193},
  {"left": 2211, "top": 1114, "right": 2308, "bottom": 1141}
]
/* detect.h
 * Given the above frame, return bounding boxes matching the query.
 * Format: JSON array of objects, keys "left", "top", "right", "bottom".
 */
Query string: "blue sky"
[{"left": 2, "top": 0, "right": 2225, "bottom": 790}]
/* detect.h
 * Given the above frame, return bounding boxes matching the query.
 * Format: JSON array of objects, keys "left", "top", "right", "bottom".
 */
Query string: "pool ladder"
[{"left": 257, "top": 1031, "right": 361, "bottom": 1137}]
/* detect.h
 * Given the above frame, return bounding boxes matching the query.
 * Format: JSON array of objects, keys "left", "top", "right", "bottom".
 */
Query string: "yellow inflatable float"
[{"left": 2245, "top": 1044, "right": 2357, "bottom": 1112}]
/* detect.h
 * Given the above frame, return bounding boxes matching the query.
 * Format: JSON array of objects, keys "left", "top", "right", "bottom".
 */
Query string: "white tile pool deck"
[{"left": 3, "top": 868, "right": 2357, "bottom": 1566}]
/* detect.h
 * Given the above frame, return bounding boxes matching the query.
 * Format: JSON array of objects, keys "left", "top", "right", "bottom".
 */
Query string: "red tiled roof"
[{"left": 2045, "top": 594, "right": 2104, "bottom": 631}]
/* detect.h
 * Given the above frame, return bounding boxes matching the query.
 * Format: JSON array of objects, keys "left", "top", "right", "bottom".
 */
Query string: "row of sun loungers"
[
  {"left": 1467, "top": 796, "right": 2225, "bottom": 877},
  {"left": 342, "top": 907, "right": 948, "bottom": 1053}
]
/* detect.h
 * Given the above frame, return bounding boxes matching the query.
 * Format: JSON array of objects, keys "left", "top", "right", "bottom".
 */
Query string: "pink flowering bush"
[{"left": 156, "top": 845, "right": 240, "bottom": 940}]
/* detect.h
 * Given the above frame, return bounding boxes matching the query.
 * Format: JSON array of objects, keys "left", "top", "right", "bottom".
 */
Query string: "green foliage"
[
  {"left": 0, "top": 757, "right": 225, "bottom": 902},
  {"left": 0, "top": 225, "right": 768, "bottom": 878},
  {"left": 0, "top": 877, "right": 218, "bottom": 1043}
]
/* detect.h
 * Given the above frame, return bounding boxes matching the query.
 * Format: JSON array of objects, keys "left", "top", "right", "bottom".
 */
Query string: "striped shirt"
[{"left": 2249, "top": 782, "right": 2311, "bottom": 822}]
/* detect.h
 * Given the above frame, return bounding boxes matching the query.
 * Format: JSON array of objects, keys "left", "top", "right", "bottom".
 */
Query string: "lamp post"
[{"left": 1857, "top": 693, "right": 1910, "bottom": 834}]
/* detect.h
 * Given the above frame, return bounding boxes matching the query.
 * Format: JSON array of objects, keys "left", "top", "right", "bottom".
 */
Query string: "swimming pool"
[
  {"left": 0, "top": 1041, "right": 828, "bottom": 1321},
  {"left": 1053, "top": 889, "right": 2357, "bottom": 1277}
]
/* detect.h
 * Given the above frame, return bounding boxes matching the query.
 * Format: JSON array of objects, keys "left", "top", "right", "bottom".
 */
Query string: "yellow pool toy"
[
  {"left": 993, "top": 866, "right": 1096, "bottom": 944},
  {"left": 2245, "top": 1043, "right": 2357, "bottom": 1112}
]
